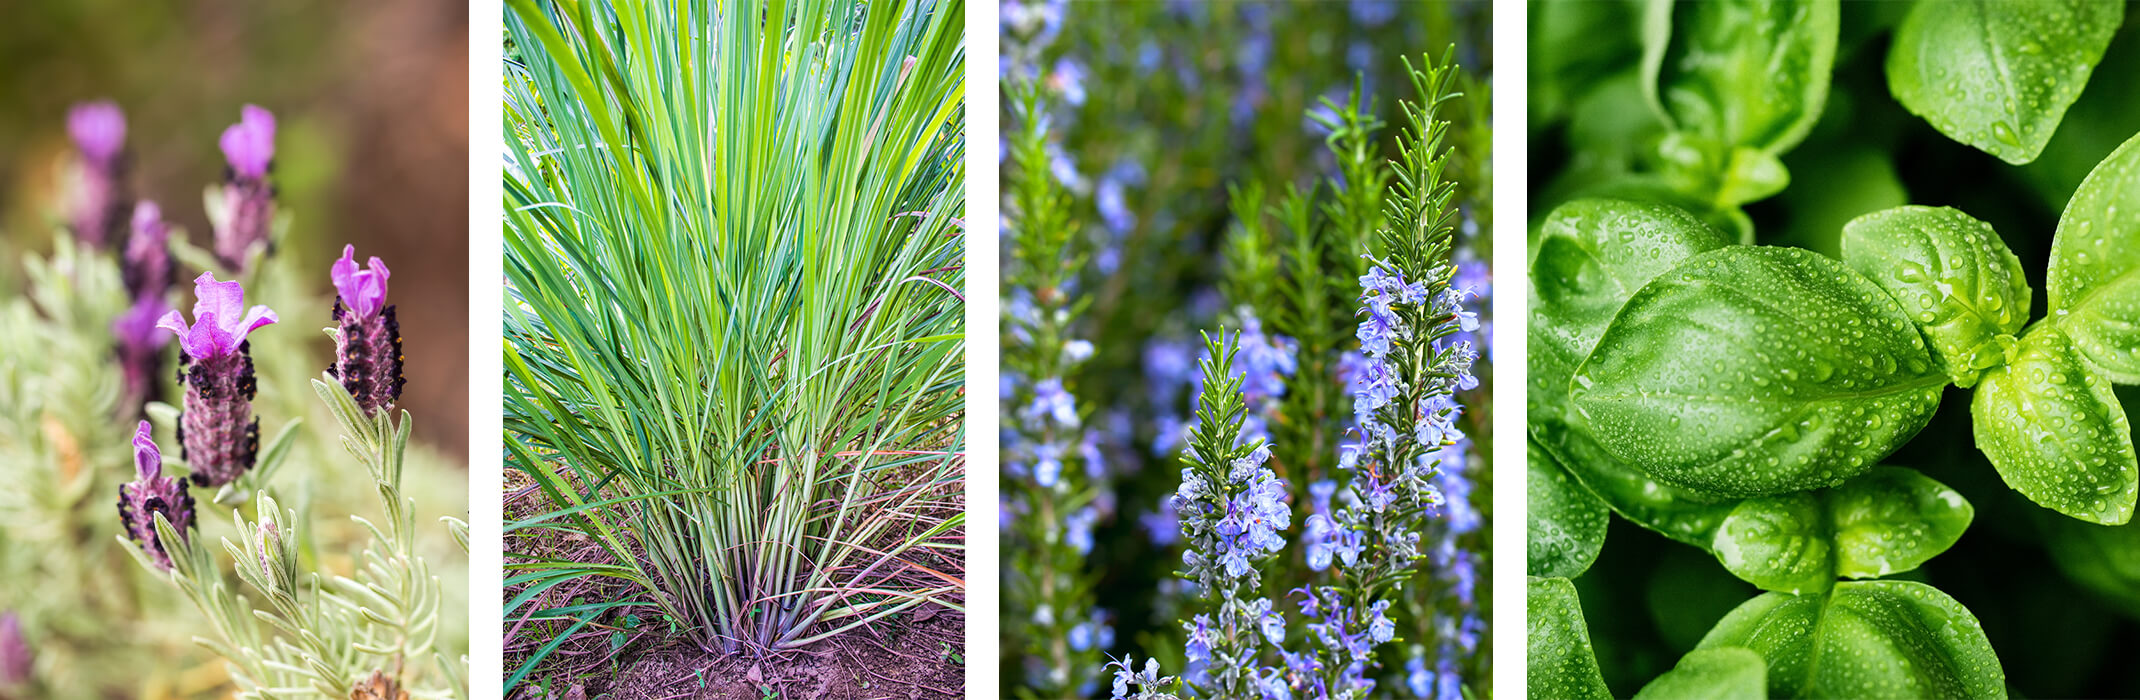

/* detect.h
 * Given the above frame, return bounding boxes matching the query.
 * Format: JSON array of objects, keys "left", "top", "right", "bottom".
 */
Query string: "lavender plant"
[{"left": 1, "top": 99, "right": 468, "bottom": 698}]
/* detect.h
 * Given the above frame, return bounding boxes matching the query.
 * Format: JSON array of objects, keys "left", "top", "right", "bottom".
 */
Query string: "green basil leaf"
[
  {"left": 1573, "top": 246, "right": 1948, "bottom": 497},
  {"left": 1841, "top": 206, "right": 2030, "bottom": 387},
  {"left": 1529, "top": 439, "right": 1612, "bottom": 579},
  {"left": 1633, "top": 647, "right": 1770, "bottom": 700},
  {"left": 1697, "top": 580, "right": 2007, "bottom": 698},
  {"left": 1530, "top": 199, "right": 1740, "bottom": 546},
  {"left": 1529, "top": 577, "right": 1614, "bottom": 700},
  {"left": 1972, "top": 326, "right": 2138, "bottom": 525},
  {"left": 2049, "top": 130, "right": 2140, "bottom": 383},
  {"left": 1713, "top": 467, "right": 1973, "bottom": 593},
  {"left": 1650, "top": 133, "right": 1792, "bottom": 213},
  {"left": 1885, "top": 0, "right": 2124, "bottom": 165},
  {"left": 1640, "top": 0, "right": 1840, "bottom": 155},
  {"left": 2045, "top": 514, "right": 2140, "bottom": 616}
]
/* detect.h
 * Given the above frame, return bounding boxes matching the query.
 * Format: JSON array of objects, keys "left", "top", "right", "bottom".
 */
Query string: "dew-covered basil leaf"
[
  {"left": 1632, "top": 647, "right": 1769, "bottom": 700},
  {"left": 1529, "top": 439, "right": 1611, "bottom": 579},
  {"left": 1972, "top": 327, "right": 2137, "bottom": 525},
  {"left": 1886, "top": 0, "right": 2123, "bottom": 165},
  {"left": 1529, "top": 576, "right": 1614, "bottom": 700},
  {"left": 1713, "top": 467, "right": 1973, "bottom": 594},
  {"left": 2049, "top": 131, "right": 2140, "bottom": 383},
  {"left": 1841, "top": 206, "right": 2029, "bottom": 387},
  {"left": 1573, "top": 246, "right": 1946, "bottom": 498},
  {"left": 1640, "top": 0, "right": 1839, "bottom": 155},
  {"left": 1697, "top": 580, "right": 2007, "bottom": 698},
  {"left": 1529, "top": 199, "right": 1738, "bottom": 546}
]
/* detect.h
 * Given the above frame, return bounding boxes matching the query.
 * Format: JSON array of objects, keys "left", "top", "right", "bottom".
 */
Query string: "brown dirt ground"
[{"left": 503, "top": 469, "right": 966, "bottom": 700}]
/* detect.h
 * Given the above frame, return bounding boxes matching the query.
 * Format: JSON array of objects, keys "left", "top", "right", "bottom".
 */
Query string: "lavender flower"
[
  {"left": 329, "top": 245, "right": 405, "bottom": 414},
  {"left": 121, "top": 201, "right": 174, "bottom": 300},
  {"left": 117, "top": 421, "right": 196, "bottom": 571},
  {"left": 66, "top": 101, "right": 128, "bottom": 248},
  {"left": 156, "top": 272, "right": 277, "bottom": 487},
  {"left": 0, "top": 611, "right": 26, "bottom": 690},
  {"left": 113, "top": 296, "right": 172, "bottom": 414},
  {"left": 211, "top": 105, "right": 278, "bottom": 268}
]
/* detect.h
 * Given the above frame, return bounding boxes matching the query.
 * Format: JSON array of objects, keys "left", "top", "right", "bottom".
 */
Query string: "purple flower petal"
[
  {"left": 219, "top": 104, "right": 277, "bottom": 179},
  {"left": 331, "top": 245, "right": 391, "bottom": 318},
  {"left": 68, "top": 100, "right": 126, "bottom": 163}
]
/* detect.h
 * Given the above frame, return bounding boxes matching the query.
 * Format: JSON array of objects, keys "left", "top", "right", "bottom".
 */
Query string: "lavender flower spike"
[
  {"left": 211, "top": 105, "right": 278, "bottom": 268},
  {"left": 66, "top": 100, "right": 129, "bottom": 248},
  {"left": 117, "top": 421, "right": 196, "bottom": 571},
  {"left": 330, "top": 245, "right": 405, "bottom": 414},
  {"left": 122, "top": 201, "right": 173, "bottom": 300},
  {"left": 157, "top": 272, "right": 277, "bottom": 487},
  {"left": 113, "top": 296, "right": 172, "bottom": 415},
  {"left": 0, "top": 611, "right": 27, "bottom": 689}
]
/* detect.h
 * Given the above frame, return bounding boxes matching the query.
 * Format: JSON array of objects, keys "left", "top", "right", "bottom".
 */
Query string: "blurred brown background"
[{"left": 0, "top": 1, "right": 470, "bottom": 460}]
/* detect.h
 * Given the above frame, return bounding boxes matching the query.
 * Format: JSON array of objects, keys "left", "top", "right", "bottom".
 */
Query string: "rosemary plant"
[{"left": 500, "top": 0, "right": 967, "bottom": 684}]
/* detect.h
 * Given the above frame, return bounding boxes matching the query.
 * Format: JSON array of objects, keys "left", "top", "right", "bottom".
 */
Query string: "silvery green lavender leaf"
[
  {"left": 1528, "top": 439, "right": 1609, "bottom": 579},
  {"left": 1697, "top": 580, "right": 2007, "bottom": 698},
  {"left": 1712, "top": 467, "right": 1973, "bottom": 594},
  {"left": 1841, "top": 206, "right": 2030, "bottom": 387},
  {"left": 1530, "top": 199, "right": 1741, "bottom": 546},
  {"left": 1573, "top": 246, "right": 1947, "bottom": 498},
  {"left": 1632, "top": 647, "right": 1768, "bottom": 700},
  {"left": 2049, "top": 130, "right": 2140, "bottom": 383},
  {"left": 1972, "top": 326, "right": 2137, "bottom": 525},
  {"left": 1528, "top": 577, "right": 1613, "bottom": 700},
  {"left": 1886, "top": 0, "right": 2124, "bottom": 165}
]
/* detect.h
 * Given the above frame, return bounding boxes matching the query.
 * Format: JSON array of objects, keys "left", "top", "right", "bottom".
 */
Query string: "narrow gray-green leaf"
[
  {"left": 1529, "top": 439, "right": 1611, "bottom": 579},
  {"left": 1698, "top": 580, "right": 2007, "bottom": 698},
  {"left": 1886, "top": 0, "right": 2123, "bottom": 165},
  {"left": 2049, "top": 130, "right": 2140, "bottom": 383},
  {"left": 1641, "top": 0, "right": 1839, "bottom": 155},
  {"left": 1574, "top": 246, "right": 1947, "bottom": 497},
  {"left": 1528, "top": 577, "right": 1613, "bottom": 700},
  {"left": 1841, "top": 206, "right": 2030, "bottom": 387},
  {"left": 1972, "top": 327, "right": 2137, "bottom": 525},
  {"left": 1633, "top": 647, "right": 1769, "bottom": 700},
  {"left": 1530, "top": 198, "right": 1738, "bottom": 546}
]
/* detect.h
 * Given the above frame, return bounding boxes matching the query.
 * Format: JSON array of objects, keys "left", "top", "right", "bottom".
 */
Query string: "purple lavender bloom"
[
  {"left": 113, "top": 296, "right": 172, "bottom": 414},
  {"left": 117, "top": 421, "right": 196, "bottom": 571},
  {"left": 66, "top": 101, "right": 129, "bottom": 248},
  {"left": 0, "top": 611, "right": 26, "bottom": 689},
  {"left": 212, "top": 105, "right": 278, "bottom": 268},
  {"left": 156, "top": 272, "right": 276, "bottom": 487},
  {"left": 330, "top": 245, "right": 405, "bottom": 414},
  {"left": 122, "top": 201, "right": 173, "bottom": 300}
]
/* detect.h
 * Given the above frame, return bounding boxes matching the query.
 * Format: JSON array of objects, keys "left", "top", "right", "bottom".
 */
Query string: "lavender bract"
[
  {"left": 112, "top": 296, "right": 172, "bottom": 414},
  {"left": 121, "top": 201, "right": 173, "bottom": 300},
  {"left": 0, "top": 611, "right": 25, "bottom": 690},
  {"left": 156, "top": 272, "right": 276, "bottom": 487},
  {"left": 117, "top": 421, "right": 196, "bottom": 571},
  {"left": 66, "top": 101, "right": 129, "bottom": 249},
  {"left": 211, "top": 105, "right": 278, "bottom": 268},
  {"left": 329, "top": 245, "right": 405, "bottom": 414}
]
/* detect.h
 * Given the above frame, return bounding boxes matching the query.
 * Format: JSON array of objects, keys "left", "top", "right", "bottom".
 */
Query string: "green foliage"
[
  {"left": 1887, "top": 0, "right": 2125, "bottom": 164},
  {"left": 1633, "top": 647, "right": 1768, "bottom": 700},
  {"left": 1712, "top": 468, "right": 1972, "bottom": 594},
  {"left": 1526, "top": 577, "right": 1611, "bottom": 700},
  {"left": 1573, "top": 246, "right": 1946, "bottom": 498},
  {"left": 1839, "top": 206, "right": 2030, "bottom": 387},
  {"left": 2049, "top": 131, "right": 2140, "bottom": 383},
  {"left": 1972, "top": 326, "right": 2137, "bottom": 524},
  {"left": 1696, "top": 580, "right": 2006, "bottom": 698},
  {"left": 500, "top": 0, "right": 966, "bottom": 685},
  {"left": 1527, "top": 439, "right": 1608, "bottom": 579}
]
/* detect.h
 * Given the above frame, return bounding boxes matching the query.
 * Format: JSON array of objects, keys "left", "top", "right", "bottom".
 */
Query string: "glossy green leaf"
[
  {"left": 1529, "top": 439, "right": 1611, "bottom": 578},
  {"left": 1529, "top": 577, "right": 1613, "bottom": 700},
  {"left": 1698, "top": 580, "right": 2007, "bottom": 698},
  {"left": 1530, "top": 199, "right": 1739, "bottom": 546},
  {"left": 1841, "top": 206, "right": 2030, "bottom": 387},
  {"left": 2049, "top": 130, "right": 2140, "bottom": 383},
  {"left": 1886, "top": 0, "right": 2123, "bottom": 165},
  {"left": 1641, "top": 0, "right": 1839, "bottom": 155},
  {"left": 2045, "top": 513, "right": 2140, "bottom": 616},
  {"left": 1713, "top": 468, "right": 1973, "bottom": 593},
  {"left": 1573, "top": 246, "right": 1947, "bottom": 497},
  {"left": 1972, "top": 327, "right": 2138, "bottom": 525},
  {"left": 1633, "top": 647, "right": 1769, "bottom": 700}
]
